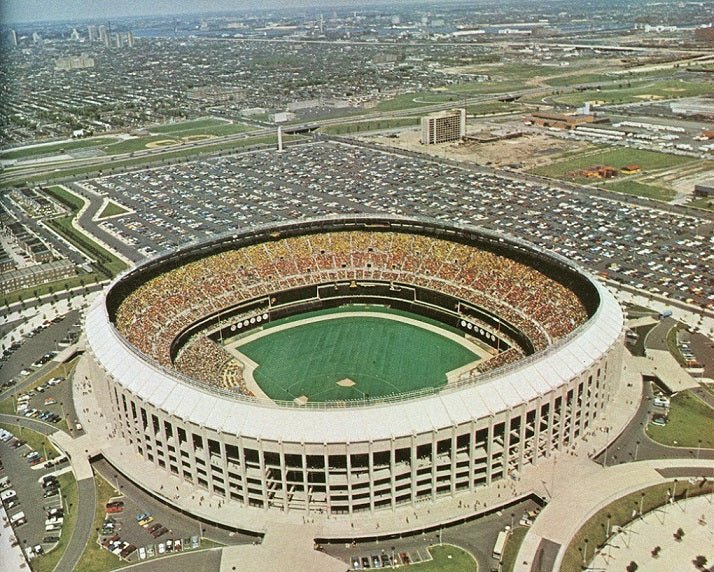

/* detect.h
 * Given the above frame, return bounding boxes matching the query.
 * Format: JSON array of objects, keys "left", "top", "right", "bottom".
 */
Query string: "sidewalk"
[{"left": 66, "top": 341, "right": 655, "bottom": 571}]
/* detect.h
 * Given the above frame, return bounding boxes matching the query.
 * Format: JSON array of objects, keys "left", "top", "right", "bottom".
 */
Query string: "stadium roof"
[{"left": 85, "top": 278, "right": 622, "bottom": 444}]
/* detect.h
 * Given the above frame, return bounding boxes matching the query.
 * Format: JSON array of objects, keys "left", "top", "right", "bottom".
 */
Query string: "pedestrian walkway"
[
  {"left": 586, "top": 494, "right": 713, "bottom": 571},
  {"left": 642, "top": 349, "right": 699, "bottom": 392},
  {"left": 513, "top": 458, "right": 714, "bottom": 572}
]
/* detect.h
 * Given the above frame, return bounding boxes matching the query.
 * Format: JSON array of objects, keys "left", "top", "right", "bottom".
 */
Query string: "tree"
[
  {"left": 651, "top": 546, "right": 661, "bottom": 558},
  {"left": 693, "top": 555, "right": 707, "bottom": 569},
  {"left": 626, "top": 562, "right": 638, "bottom": 572},
  {"left": 674, "top": 527, "right": 685, "bottom": 541}
]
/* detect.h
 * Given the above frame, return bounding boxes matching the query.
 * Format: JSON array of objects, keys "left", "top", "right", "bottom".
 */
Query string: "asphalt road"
[
  {"left": 322, "top": 496, "right": 543, "bottom": 572},
  {"left": 54, "top": 477, "right": 97, "bottom": 572}
]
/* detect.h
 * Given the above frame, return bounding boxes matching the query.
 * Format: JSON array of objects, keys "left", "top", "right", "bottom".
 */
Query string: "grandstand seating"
[{"left": 115, "top": 231, "right": 587, "bottom": 391}]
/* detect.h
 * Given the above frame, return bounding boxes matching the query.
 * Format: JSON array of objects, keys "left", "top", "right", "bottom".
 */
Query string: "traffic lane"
[
  {"left": 54, "top": 477, "right": 96, "bottom": 572},
  {"left": 322, "top": 497, "right": 541, "bottom": 572},
  {"left": 643, "top": 316, "right": 677, "bottom": 352},
  {"left": 595, "top": 382, "right": 714, "bottom": 466},
  {"left": 92, "top": 458, "right": 260, "bottom": 548}
]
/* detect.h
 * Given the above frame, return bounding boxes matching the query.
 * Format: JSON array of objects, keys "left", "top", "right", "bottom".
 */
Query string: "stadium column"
[
  {"left": 568, "top": 383, "right": 578, "bottom": 446},
  {"left": 533, "top": 395, "right": 542, "bottom": 465},
  {"left": 279, "top": 443, "right": 289, "bottom": 513},
  {"left": 257, "top": 439, "right": 269, "bottom": 511},
  {"left": 486, "top": 415, "right": 495, "bottom": 486},
  {"left": 468, "top": 419, "right": 476, "bottom": 493},
  {"left": 238, "top": 438, "right": 250, "bottom": 507},
  {"left": 449, "top": 427, "right": 457, "bottom": 497},
  {"left": 502, "top": 409, "right": 512, "bottom": 479},
  {"left": 430, "top": 429, "right": 437, "bottom": 502},
  {"left": 546, "top": 393, "right": 556, "bottom": 456},
  {"left": 517, "top": 403, "right": 527, "bottom": 473},
  {"left": 322, "top": 445, "right": 331, "bottom": 515},
  {"left": 346, "top": 446, "right": 354, "bottom": 517},
  {"left": 301, "top": 448, "right": 309, "bottom": 514},
  {"left": 368, "top": 440, "right": 375, "bottom": 513},
  {"left": 410, "top": 434, "right": 418, "bottom": 508},
  {"left": 389, "top": 439, "right": 397, "bottom": 512}
]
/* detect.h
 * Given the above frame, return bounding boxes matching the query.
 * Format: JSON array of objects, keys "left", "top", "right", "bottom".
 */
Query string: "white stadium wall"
[{"left": 84, "top": 215, "right": 624, "bottom": 516}]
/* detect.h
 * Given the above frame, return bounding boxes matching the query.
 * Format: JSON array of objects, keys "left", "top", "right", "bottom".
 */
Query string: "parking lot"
[
  {"left": 73, "top": 142, "right": 712, "bottom": 311},
  {"left": 0, "top": 426, "right": 71, "bottom": 563},
  {"left": 323, "top": 496, "right": 543, "bottom": 571},
  {"left": 90, "top": 458, "right": 260, "bottom": 564}
]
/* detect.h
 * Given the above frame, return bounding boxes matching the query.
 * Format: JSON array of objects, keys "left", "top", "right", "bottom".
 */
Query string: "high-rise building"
[
  {"left": 9, "top": 29, "right": 17, "bottom": 47},
  {"left": 70, "top": 28, "right": 81, "bottom": 41},
  {"left": 32, "top": 31, "right": 41, "bottom": 44},
  {"left": 421, "top": 109, "right": 466, "bottom": 145},
  {"left": 115, "top": 32, "right": 122, "bottom": 48},
  {"left": 88, "top": 25, "right": 98, "bottom": 41},
  {"left": 127, "top": 31, "right": 134, "bottom": 47},
  {"left": 99, "top": 25, "right": 108, "bottom": 47}
]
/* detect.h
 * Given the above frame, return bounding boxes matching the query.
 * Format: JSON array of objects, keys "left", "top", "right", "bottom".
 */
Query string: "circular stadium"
[{"left": 84, "top": 215, "right": 624, "bottom": 516}]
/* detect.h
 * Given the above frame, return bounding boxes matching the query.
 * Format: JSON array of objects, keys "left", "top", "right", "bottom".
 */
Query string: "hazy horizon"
[{"left": 2, "top": 0, "right": 450, "bottom": 25}]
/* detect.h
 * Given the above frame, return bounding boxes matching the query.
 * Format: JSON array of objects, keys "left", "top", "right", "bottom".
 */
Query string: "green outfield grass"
[
  {"left": 604, "top": 180, "right": 676, "bottom": 202},
  {"left": 238, "top": 307, "right": 479, "bottom": 403}
]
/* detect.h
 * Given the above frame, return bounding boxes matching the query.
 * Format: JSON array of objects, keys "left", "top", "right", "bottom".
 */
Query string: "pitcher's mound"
[{"left": 337, "top": 378, "right": 356, "bottom": 387}]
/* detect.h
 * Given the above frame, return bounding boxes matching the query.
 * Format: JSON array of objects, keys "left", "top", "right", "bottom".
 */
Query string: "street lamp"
[
  {"left": 582, "top": 538, "right": 589, "bottom": 567},
  {"left": 634, "top": 440, "right": 640, "bottom": 461},
  {"left": 697, "top": 439, "right": 702, "bottom": 460},
  {"left": 639, "top": 492, "right": 645, "bottom": 517}
]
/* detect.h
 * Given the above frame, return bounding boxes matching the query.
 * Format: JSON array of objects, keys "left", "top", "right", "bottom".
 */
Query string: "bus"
[{"left": 492, "top": 530, "right": 509, "bottom": 560}]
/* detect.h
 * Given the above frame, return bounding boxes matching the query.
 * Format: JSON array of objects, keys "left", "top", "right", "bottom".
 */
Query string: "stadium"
[{"left": 83, "top": 215, "right": 624, "bottom": 517}]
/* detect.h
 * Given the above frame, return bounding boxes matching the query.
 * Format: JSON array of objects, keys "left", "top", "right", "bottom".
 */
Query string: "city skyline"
[{"left": 3, "top": 0, "right": 439, "bottom": 25}]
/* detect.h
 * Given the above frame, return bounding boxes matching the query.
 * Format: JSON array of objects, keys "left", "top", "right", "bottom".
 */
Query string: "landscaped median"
[{"left": 561, "top": 478, "right": 714, "bottom": 572}]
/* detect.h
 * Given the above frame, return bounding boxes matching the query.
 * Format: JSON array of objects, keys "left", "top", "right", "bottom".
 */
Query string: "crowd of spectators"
[{"left": 114, "top": 230, "right": 587, "bottom": 391}]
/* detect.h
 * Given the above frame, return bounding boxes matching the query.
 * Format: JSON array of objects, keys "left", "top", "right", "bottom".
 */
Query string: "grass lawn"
[
  {"left": 97, "top": 201, "right": 129, "bottom": 219},
  {"left": 73, "top": 472, "right": 130, "bottom": 572},
  {"left": 412, "top": 545, "right": 477, "bottom": 571},
  {"left": 0, "top": 422, "right": 59, "bottom": 459},
  {"left": 1, "top": 272, "right": 104, "bottom": 307},
  {"left": 320, "top": 118, "right": 418, "bottom": 135},
  {"left": 563, "top": 479, "right": 714, "bottom": 572},
  {"left": 46, "top": 184, "right": 86, "bottom": 212},
  {"left": 32, "top": 472, "right": 79, "bottom": 572},
  {"left": 45, "top": 214, "right": 127, "bottom": 278},
  {"left": 530, "top": 147, "right": 694, "bottom": 180},
  {"left": 687, "top": 196, "right": 714, "bottom": 212},
  {"left": 238, "top": 307, "right": 478, "bottom": 402},
  {"left": 646, "top": 390, "right": 714, "bottom": 448},
  {"left": 603, "top": 180, "right": 675, "bottom": 202},
  {"left": 466, "top": 101, "right": 525, "bottom": 116},
  {"left": 0, "top": 137, "right": 120, "bottom": 160},
  {"left": 502, "top": 526, "right": 529, "bottom": 571}
]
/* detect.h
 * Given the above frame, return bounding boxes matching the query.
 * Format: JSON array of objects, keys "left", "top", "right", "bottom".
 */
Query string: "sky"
[{"left": 2, "top": 0, "right": 432, "bottom": 24}]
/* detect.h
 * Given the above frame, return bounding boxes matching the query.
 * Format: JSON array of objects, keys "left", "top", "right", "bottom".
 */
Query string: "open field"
[
  {"left": 551, "top": 78, "right": 712, "bottom": 107},
  {"left": 603, "top": 180, "right": 676, "bottom": 201},
  {"left": 238, "top": 307, "right": 478, "bottom": 403},
  {"left": 0, "top": 137, "right": 120, "bottom": 161},
  {"left": 529, "top": 147, "right": 695, "bottom": 180},
  {"left": 411, "top": 545, "right": 478, "bottom": 572}
]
